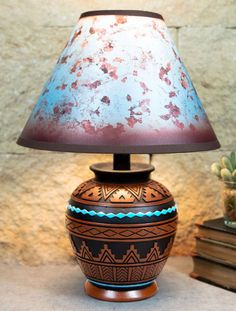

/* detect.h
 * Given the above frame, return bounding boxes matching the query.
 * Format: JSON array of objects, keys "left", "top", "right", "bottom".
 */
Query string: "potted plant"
[{"left": 211, "top": 151, "right": 236, "bottom": 228}]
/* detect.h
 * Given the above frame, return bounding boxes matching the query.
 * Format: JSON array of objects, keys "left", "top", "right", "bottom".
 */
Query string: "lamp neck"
[
  {"left": 90, "top": 162, "right": 154, "bottom": 183},
  {"left": 113, "top": 154, "right": 130, "bottom": 170}
]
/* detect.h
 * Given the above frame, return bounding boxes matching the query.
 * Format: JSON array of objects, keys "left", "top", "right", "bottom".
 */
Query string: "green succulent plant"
[{"left": 211, "top": 151, "right": 236, "bottom": 182}]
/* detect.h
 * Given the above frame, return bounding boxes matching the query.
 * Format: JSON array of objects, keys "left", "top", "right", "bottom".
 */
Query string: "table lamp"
[{"left": 17, "top": 10, "right": 220, "bottom": 302}]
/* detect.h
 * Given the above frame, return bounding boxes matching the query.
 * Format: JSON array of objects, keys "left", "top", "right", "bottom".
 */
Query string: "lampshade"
[{"left": 17, "top": 10, "right": 220, "bottom": 154}]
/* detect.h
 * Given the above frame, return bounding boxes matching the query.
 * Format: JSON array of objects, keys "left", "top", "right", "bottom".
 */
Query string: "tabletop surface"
[{"left": 0, "top": 257, "right": 235, "bottom": 311}]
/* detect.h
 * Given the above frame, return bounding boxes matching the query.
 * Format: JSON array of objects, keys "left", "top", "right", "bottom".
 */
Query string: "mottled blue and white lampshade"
[{"left": 17, "top": 10, "right": 220, "bottom": 153}]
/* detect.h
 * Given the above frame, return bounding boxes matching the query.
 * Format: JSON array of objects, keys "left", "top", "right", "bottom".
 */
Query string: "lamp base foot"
[{"left": 84, "top": 280, "right": 158, "bottom": 302}]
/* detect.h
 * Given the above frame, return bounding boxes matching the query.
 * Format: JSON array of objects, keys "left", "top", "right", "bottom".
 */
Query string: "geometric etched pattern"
[
  {"left": 71, "top": 179, "right": 173, "bottom": 207},
  {"left": 66, "top": 215, "right": 177, "bottom": 242},
  {"left": 66, "top": 176, "right": 177, "bottom": 286},
  {"left": 116, "top": 267, "right": 128, "bottom": 282},
  {"left": 74, "top": 239, "right": 173, "bottom": 284}
]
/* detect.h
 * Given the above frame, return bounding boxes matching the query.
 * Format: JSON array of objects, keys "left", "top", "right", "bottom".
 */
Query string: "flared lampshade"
[{"left": 17, "top": 10, "right": 220, "bottom": 153}]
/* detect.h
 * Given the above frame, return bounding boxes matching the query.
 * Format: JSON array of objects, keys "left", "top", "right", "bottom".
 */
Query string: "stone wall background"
[{"left": 0, "top": 0, "right": 235, "bottom": 265}]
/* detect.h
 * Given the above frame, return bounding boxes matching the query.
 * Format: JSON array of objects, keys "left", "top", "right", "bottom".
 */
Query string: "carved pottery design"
[
  {"left": 66, "top": 165, "right": 178, "bottom": 299},
  {"left": 71, "top": 239, "right": 173, "bottom": 284},
  {"left": 71, "top": 179, "right": 173, "bottom": 207},
  {"left": 66, "top": 215, "right": 177, "bottom": 242}
]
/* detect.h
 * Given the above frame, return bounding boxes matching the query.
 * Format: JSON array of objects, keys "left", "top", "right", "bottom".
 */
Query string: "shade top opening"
[{"left": 80, "top": 10, "right": 164, "bottom": 20}]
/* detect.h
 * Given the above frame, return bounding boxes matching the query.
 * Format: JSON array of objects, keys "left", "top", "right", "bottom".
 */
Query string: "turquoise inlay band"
[
  {"left": 67, "top": 204, "right": 177, "bottom": 219},
  {"left": 88, "top": 279, "right": 154, "bottom": 289}
]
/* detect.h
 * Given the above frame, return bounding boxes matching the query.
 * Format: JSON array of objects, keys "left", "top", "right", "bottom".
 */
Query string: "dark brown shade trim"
[
  {"left": 17, "top": 137, "right": 220, "bottom": 154},
  {"left": 80, "top": 10, "right": 164, "bottom": 20}
]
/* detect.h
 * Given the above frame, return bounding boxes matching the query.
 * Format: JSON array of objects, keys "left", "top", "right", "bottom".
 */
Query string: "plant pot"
[
  {"left": 221, "top": 181, "right": 236, "bottom": 228},
  {"left": 66, "top": 162, "right": 177, "bottom": 302}
]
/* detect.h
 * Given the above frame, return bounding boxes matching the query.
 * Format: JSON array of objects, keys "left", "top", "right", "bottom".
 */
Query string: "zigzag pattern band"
[{"left": 67, "top": 204, "right": 177, "bottom": 219}]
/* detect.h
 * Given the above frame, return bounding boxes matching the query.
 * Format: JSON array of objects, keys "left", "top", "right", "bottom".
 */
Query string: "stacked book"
[{"left": 190, "top": 217, "right": 236, "bottom": 292}]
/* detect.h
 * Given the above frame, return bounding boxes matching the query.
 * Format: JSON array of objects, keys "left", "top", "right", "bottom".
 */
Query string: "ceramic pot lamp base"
[{"left": 66, "top": 159, "right": 177, "bottom": 301}]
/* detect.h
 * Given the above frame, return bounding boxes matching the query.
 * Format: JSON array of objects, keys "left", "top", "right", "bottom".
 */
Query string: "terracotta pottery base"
[
  {"left": 84, "top": 280, "right": 158, "bottom": 302},
  {"left": 67, "top": 162, "right": 177, "bottom": 302}
]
